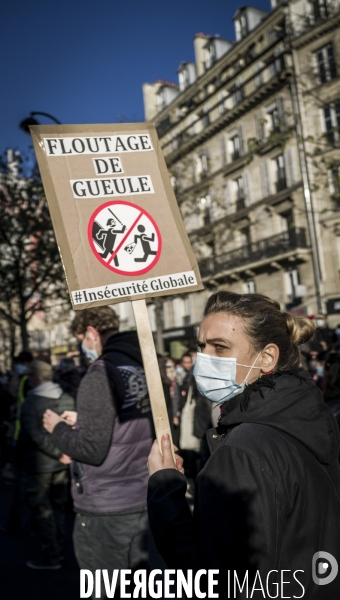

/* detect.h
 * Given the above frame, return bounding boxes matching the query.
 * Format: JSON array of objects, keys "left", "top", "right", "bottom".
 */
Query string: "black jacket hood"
[
  {"left": 218, "top": 370, "right": 340, "bottom": 465},
  {"left": 101, "top": 330, "right": 143, "bottom": 366}
]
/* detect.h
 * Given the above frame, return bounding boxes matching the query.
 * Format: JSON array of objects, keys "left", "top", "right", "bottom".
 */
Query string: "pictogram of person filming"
[
  {"left": 133, "top": 224, "right": 157, "bottom": 263},
  {"left": 94, "top": 214, "right": 126, "bottom": 266}
]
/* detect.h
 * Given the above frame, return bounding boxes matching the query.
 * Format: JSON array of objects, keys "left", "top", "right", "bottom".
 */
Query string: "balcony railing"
[
  {"left": 199, "top": 228, "right": 307, "bottom": 278},
  {"left": 232, "top": 149, "right": 241, "bottom": 161},
  {"left": 159, "top": 53, "right": 290, "bottom": 159}
]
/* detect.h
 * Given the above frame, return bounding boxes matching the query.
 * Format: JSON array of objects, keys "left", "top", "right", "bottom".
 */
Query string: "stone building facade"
[{"left": 143, "top": 0, "right": 340, "bottom": 356}]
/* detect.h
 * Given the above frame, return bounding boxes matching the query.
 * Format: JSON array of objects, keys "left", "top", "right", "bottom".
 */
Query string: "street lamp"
[{"left": 20, "top": 111, "right": 61, "bottom": 133}]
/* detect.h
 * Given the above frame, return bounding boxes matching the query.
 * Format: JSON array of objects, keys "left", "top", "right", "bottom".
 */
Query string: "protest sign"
[
  {"left": 30, "top": 123, "right": 203, "bottom": 309},
  {"left": 30, "top": 122, "right": 204, "bottom": 452}
]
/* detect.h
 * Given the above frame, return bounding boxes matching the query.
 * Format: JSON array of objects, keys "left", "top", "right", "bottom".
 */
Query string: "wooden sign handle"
[{"left": 132, "top": 299, "right": 175, "bottom": 462}]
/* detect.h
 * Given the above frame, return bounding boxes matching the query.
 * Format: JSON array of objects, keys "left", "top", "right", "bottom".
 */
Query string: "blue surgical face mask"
[
  {"left": 81, "top": 340, "right": 98, "bottom": 362},
  {"left": 316, "top": 365, "right": 324, "bottom": 378},
  {"left": 193, "top": 352, "right": 262, "bottom": 403}
]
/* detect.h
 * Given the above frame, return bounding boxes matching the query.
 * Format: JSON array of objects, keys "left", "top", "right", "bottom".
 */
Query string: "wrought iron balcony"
[{"left": 198, "top": 228, "right": 307, "bottom": 278}]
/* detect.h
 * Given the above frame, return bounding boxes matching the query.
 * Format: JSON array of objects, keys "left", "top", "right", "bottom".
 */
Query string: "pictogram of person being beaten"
[
  {"left": 133, "top": 225, "right": 157, "bottom": 263},
  {"left": 93, "top": 209, "right": 126, "bottom": 266}
]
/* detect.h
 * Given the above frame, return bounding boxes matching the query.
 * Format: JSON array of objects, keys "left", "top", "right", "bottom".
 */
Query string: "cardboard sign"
[{"left": 30, "top": 123, "right": 203, "bottom": 309}]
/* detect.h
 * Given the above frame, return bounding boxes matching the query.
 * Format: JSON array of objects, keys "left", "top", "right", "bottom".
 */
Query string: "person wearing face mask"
[
  {"left": 42, "top": 306, "right": 154, "bottom": 595},
  {"left": 147, "top": 291, "right": 340, "bottom": 599},
  {"left": 314, "top": 313, "right": 335, "bottom": 350}
]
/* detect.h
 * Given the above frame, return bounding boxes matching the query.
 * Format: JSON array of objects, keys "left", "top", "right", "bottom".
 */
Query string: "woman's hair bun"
[{"left": 284, "top": 313, "right": 315, "bottom": 345}]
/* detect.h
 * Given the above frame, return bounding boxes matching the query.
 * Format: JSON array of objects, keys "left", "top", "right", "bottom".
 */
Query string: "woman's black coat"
[{"left": 148, "top": 371, "right": 340, "bottom": 599}]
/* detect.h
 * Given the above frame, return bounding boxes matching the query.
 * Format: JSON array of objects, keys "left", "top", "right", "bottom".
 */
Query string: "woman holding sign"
[{"left": 148, "top": 291, "right": 340, "bottom": 599}]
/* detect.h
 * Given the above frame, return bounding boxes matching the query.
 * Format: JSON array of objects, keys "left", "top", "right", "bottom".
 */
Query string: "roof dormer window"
[
  {"left": 205, "top": 43, "right": 217, "bottom": 70},
  {"left": 179, "top": 68, "right": 190, "bottom": 91},
  {"left": 235, "top": 13, "right": 248, "bottom": 41},
  {"left": 157, "top": 89, "right": 167, "bottom": 112},
  {"left": 233, "top": 7, "right": 268, "bottom": 41}
]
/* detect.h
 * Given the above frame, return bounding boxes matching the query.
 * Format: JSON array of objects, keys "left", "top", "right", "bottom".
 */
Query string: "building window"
[
  {"left": 205, "top": 43, "right": 217, "bottom": 70},
  {"left": 315, "top": 44, "right": 337, "bottom": 84},
  {"left": 157, "top": 89, "right": 167, "bottom": 112},
  {"left": 200, "top": 154, "right": 209, "bottom": 174},
  {"left": 188, "top": 116, "right": 196, "bottom": 137},
  {"left": 202, "top": 106, "right": 210, "bottom": 128},
  {"left": 209, "top": 44, "right": 217, "bottom": 66},
  {"left": 224, "top": 182, "right": 233, "bottom": 215},
  {"left": 246, "top": 44, "right": 257, "bottom": 64},
  {"left": 323, "top": 101, "right": 340, "bottom": 143},
  {"left": 172, "top": 135, "right": 179, "bottom": 152},
  {"left": 285, "top": 269, "right": 301, "bottom": 304},
  {"left": 254, "top": 62, "right": 263, "bottom": 89},
  {"left": 239, "top": 226, "right": 251, "bottom": 249},
  {"left": 230, "top": 133, "right": 242, "bottom": 161},
  {"left": 231, "top": 81, "right": 244, "bottom": 107},
  {"left": 312, "top": 0, "right": 331, "bottom": 21},
  {"left": 330, "top": 166, "right": 340, "bottom": 209},
  {"left": 270, "top": 50, "right": 284, "bottom": 78},
  {"left": 243, "top": 280, "right": 256, "bottom": 293},
  {"left": 268, "top": 27, "right": 278, "bottom": 45},
  {"left": 268, "top": 105, "right": 280, "bottom": 134},
  {"left": 236, "top": 14, "right": 248, "bottom": 40},
  {"left": 220, "top": 135, "right": 227, "bottom": 165},
  {"left": 179, "top": 68, "right": 190, "bottom": 91},
  {"left": 200, "top": 196, "right": 211, "bottom": 226},
  {"left": 255, "top": 110, "right": 266, "bottom": 141},
  {"left": 219, "top": 91, "right": 227, "bottom": 115},
  {"left": 195, "top": 154, "right": 209, "bottom": 182},
  {"left": 274, "top": 154, "right": 287, "bottom": 192}
]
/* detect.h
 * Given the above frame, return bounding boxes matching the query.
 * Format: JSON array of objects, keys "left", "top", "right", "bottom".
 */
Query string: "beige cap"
[{"left": 29, "top": 360, "right": 53, "bottom": 381}]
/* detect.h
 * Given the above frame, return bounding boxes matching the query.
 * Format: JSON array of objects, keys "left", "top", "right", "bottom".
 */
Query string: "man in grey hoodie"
[{"left": 19, "top": 360, "right": 74, "bottom": 570}]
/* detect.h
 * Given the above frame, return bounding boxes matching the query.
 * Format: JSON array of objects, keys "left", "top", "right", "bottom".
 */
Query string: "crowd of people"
[
  {"left": 0, "top": 299, "right": 339, "bottom": 598},
  {"left": 0, "top": 307, "right": 209, "bottom": 582}
]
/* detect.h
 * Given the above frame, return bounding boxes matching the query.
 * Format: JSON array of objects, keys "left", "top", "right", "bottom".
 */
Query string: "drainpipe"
[{"left": 287, "top": 41, "right": 323, "bottom": 312}]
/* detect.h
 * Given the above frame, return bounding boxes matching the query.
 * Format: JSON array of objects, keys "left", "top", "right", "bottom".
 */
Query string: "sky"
[{"left": 1, "top": 0, "right": 271, "bottom": 156}]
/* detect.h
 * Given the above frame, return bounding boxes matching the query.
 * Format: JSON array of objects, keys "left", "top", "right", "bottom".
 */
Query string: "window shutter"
[
  {"left": 255, "top": 109, "right": 264, "bottom": 141},
  {"left": 225, "top": 181, "right": 233, "bottom": 214},
  {"left": 261, "top": 161, "right": 270, "bottom": 197},
  {"left": 220, "top": 134, "right": 227, "bottom": 165},
  {"left": 277, "top": 95, "right": 286, "bottom": 129},
  {"left": 284, "top": 148, "right": 294, "bottom": 187},
  {"left": 243, "top": 171, "right": 252, "bottom": 206},
  {"left": 328, "top": 169, "right": 335, "bottom": 194},
  {"left": 238, "top": 126, "right": 244, "bottom": 155}
]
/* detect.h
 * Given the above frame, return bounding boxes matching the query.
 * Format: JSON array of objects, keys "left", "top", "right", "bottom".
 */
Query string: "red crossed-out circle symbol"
[{"left": 88, "top": 200, "right": 162, "bottom": 276}]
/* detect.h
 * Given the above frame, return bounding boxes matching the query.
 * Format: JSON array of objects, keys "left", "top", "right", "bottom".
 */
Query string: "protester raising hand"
[{"left": 147, "top": 290, "right": 340, "bottom": 599}]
